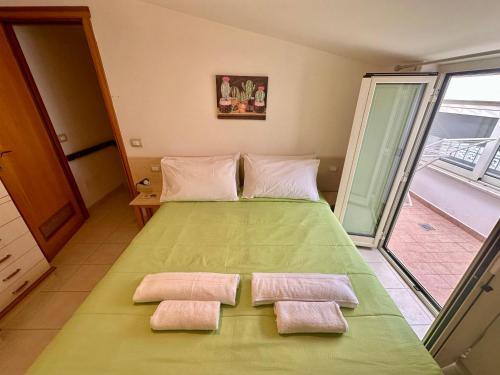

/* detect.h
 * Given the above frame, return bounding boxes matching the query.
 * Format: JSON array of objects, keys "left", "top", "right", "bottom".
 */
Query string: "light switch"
[
  {"left": 328, "top": 165, "right": 338, "bottom": 172},
  {"left": 58, "top": 133, "right": 68, "bottom": 143},
  {"left": 151, "top": 165, "right": 161, "bottom": 172},
  {"left": 130, "top": 138, "right": 143, "bottom": 147}
]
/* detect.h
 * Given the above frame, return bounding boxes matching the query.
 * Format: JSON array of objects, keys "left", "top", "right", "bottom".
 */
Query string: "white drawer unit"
[
  {"left": 0, "top": 246, "right": 45, "bottom": 291},
  {"left": 0, "top": 184, "right": 51, "bottom": 315},
  {"left": 0, "top": 232, "right": 37, "bottom": 272},
  {"left": 0, "top": 180, "right": 7, "bottom": 199},
  {"left": 0, "top": 217, "right": 29, "bottom": 250},
  {"left": 0, "top": 199, "right": 21, "bottom": 227},
  {"left": 0, "top": 259, "right": 50, "bottom": 312}
]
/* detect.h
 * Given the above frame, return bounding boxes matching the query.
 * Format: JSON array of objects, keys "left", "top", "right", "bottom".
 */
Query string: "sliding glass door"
[{"left": 335, "top": 74, "right": 437, "bottom": 247}]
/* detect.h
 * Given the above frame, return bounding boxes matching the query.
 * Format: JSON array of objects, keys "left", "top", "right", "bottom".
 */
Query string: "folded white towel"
[
  {"left": 252, "top": 273, "right": 359, "bottom": 308},
  {"left": 150, "top": 300, "right": 220, "bottom": 331},
  {"left": 274, "top": 301, "right": 348, "bottom": 334},
  {"left": 133, "top": 272, "right": 240, "bottom": 305}
]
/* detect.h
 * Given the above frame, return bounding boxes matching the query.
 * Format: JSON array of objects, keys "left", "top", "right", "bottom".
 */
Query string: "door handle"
[{"left": 0, "top": 150, "right": 12, "bottom": 158}]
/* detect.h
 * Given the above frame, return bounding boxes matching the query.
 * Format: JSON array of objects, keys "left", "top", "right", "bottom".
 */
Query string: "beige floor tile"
[
  {"left": 85, "top": 243, "right": 128, "bottom": 265},
  {"left": 38, "top": 265, "right": 81, "bottom": 291},
  {"left": 69, "top": 224, "right": 118, "bottom": 244},
  {"left": 0, "top": 187, "right": 133, "bottom": 372},
  {"left": 59, "top": 265, "right": 111, "bottom": 291},
  {"left": 387, "top": 289, "right": 433, "bottom": 325},
  {"left": 105, "top": 226, "right": 140, "bottom": 243},
  {"left": 0, "top": 291, "right": 88, "bottom": 329},
  {"left": 0, "top": 329, "right": 59, "bottom": 375},
  {"left": 358, "top": 248, "right": 385, "bottom": 262},
  {"left": 411, "top": 324, "right": 430, "bottom": 340},
  {"left": 367, "top": 262, "right": 406, "bottom": 289},
  {"left": 51, "top": 243, "right": 100, "bottom": 265}
]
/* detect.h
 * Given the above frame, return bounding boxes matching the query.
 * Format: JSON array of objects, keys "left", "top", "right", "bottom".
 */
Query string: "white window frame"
[
  {"left": 434, "top": 117, "right": 500, "bottom": 188},
  {"left": 335, "top": 75, "right": 437, "bottom": 248}
]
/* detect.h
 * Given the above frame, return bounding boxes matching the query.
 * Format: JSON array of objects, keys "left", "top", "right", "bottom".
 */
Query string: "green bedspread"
[{"left": 27, "top": 199, "right": 441, "bottom": 374}]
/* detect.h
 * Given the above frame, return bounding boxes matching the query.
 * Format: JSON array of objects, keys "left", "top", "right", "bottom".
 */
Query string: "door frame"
[
  {"left": 335, "top": 73, "right": 437, "bottom": 248},
  {"left": 380, "top": 68, "right": 500, "bottom": 312},
  {"left": 0, "top": 6, "right": 135, "bottom": 204}
]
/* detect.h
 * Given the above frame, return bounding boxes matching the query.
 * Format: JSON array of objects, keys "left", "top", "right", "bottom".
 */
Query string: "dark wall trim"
[
  {"left": 363, "top": 72, "right": 438, "bottom": 77},
  {"left": 66, "top": 139, "right": 116, "bottom": 161}
]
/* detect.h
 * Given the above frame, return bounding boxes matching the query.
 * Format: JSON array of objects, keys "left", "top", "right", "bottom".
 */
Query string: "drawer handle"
[
  {"left": 0, "top": 254, "right": 12, "bottom": 264},
  {"left": 12, "top": 280, "right": 29, "bottom": 295},
  {"left": 3, "top": 268, "right": 21, "bottom": 282}
]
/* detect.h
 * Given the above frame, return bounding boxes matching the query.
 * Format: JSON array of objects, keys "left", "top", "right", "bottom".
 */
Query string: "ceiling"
[{"left": 142, "top": 0, "right": 500, "bottom": 65}]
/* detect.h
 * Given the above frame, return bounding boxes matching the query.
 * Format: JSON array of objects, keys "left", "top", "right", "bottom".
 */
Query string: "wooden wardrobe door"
[{"left": 0, "top": 25, "right": 85, "bottom": 260}]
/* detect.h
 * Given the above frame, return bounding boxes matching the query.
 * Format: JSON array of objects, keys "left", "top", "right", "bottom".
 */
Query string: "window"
[
  {"left": 430, "top": 112, "right": 497, "bottom": 170},
  {"left": 483, "top": 146, "right": 500, "bottom": 186},
  {"left": 428, "top": 74, "right": 500, "bottom": 189},
  {"left": 486, "top": 148, "right": 500, "bottom": 177}
]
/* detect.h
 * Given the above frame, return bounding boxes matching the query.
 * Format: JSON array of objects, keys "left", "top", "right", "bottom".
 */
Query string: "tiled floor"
[
  {"left": 358, "top": 248, "right": 435, "bottom": 339},
  {"left": 0, "top": 186, "right": 138, "bottom": 375},
  {"left": 0, "top": 189, "right": 435, "bottom": 374},
  {"left": 387, "top": 196, "right": 484, "bottom": 306}
]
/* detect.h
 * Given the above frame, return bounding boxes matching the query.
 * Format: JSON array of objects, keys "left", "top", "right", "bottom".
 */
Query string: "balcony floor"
[{"left": 387, "top": 196, "right": 484, "bottom": 306}]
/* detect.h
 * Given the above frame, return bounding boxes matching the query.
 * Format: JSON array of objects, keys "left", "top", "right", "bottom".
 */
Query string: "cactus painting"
[
  {"left": 215, "top": 75, "right": 268, "bottom": 120},
  {"left": 220, "top": 76, "right": 231, "bottom": 99}
]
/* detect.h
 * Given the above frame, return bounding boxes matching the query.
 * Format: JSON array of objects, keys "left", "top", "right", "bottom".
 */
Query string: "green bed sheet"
[{"left": 27, "top": 199, "right": 441, "bottom": 375}]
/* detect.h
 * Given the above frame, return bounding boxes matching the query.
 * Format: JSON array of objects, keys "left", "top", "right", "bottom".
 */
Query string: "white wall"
[
  {"left": 0, "top": 0, "right": 381, "bottom": 160},
  {"left": 14, "top": 24, "right": 125, "bottom": 208},
  {"left": 100, "top": 0, "right": 379, "bottom": 158},
  {"left": 410, "top": 167, "right": 500, "bottom": 237}
]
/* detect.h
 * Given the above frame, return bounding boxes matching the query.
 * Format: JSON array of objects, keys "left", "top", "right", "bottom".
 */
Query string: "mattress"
[{"left": 27, "top": 199, "right": 442, "bottom": 374}]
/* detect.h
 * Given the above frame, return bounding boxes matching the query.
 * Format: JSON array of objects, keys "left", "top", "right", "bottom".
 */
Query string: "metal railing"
[
  {"left": 486, "top": 149, "right": 500, "bottom": 176},
  {"left": 417, "top": 138, "right": 497, "bottom": 171}
]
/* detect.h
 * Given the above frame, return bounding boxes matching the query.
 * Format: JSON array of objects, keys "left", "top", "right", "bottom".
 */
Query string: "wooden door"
[{"left": 0, "top": 24, "right": 86, "bottom": 260}]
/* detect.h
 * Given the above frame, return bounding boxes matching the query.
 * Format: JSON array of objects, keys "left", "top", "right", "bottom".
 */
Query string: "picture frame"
[{"left": 216, "top": 75, "right": 268, "bottom": 120}]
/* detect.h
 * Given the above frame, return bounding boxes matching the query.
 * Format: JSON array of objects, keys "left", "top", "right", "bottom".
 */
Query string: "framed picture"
[{"left": 216, "top": 75, "right": 268, "bottom": 120}]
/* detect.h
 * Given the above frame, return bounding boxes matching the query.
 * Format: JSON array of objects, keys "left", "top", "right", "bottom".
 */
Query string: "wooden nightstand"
[
  {"left": 322, "top": 191, "right": 338, "bottom": 210},
  {"left": 129, "top": 192, "right": 161, "bottom": 227}
]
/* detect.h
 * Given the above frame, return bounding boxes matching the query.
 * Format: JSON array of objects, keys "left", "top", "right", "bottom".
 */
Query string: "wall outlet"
[
  {"left": 58, "top": 133, "right": 68, "bottom": 143},
  {"left": 151, "top": 165, "right": 161, "bottom": 172},
  {"left": 130, "top": 138, "right": 143, "bottom": 147}
]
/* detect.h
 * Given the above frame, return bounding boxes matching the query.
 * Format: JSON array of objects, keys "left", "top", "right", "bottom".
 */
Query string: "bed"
[{"left": 27, "top": 198, "right": 441, "bottom": 374}]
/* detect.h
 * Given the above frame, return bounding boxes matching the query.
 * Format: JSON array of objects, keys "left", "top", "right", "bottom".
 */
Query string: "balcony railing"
[{"left": 418, "top": 138, "right": 497, "bottom": 171}]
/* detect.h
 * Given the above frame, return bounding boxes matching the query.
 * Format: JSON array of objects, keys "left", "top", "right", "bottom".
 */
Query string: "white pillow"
[
  {"left": 160, "top": 154, "right": 239, "bottom": 202},
  {"left": 242, "top": 153, "right": 316, "bottom": 198},
  {"left": 243, "top": 158, "right": 320, "bottom": 201},
  {"left": 244, "top": 153, "right": 316, "bottom": 161}
]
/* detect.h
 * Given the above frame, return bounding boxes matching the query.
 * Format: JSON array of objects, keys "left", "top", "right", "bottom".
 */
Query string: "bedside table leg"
[{"left": 133, "top": 206, "right": 145, "bottom": 228}]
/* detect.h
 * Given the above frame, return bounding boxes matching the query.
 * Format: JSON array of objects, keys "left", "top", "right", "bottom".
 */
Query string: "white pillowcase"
[
  {"left": 160, "top": 154, "right": 239, "bottom": 202},
  {"left": 243, "top": 157, "right": 320, "bottom": 201},
  {"left": 242, "top": 153, "right": 316, "bottom": 199},
  {"left": 244, "top": 153, "right": 316, "bottom": 161}
]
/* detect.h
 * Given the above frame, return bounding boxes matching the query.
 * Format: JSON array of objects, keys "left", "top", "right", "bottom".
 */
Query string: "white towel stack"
[
  {"left": 252, "top": 272, "right": 357, "bottom": 334},
  {"left": 150, "top": 300, "right": 221, "bottom": 331},
  {"left": 134, "top": 272, "right": 239, "bottom": 331},
  {"left": 251, "top": 272, "right": 358, "bottom": 308},
  {"left": 274, "top": 301, "right": 348, "bottom": 334},
  {"left": 133, "top": 272, "right": 240, "bottom": 305}
]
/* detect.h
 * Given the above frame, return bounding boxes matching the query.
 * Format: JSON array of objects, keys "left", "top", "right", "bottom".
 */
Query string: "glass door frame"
[
  {"left": 380, "top": 68, "right": 500, "bottom": 312},
  {"left": 335, "top": 73, "right": 438, "bottom": 248}
]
